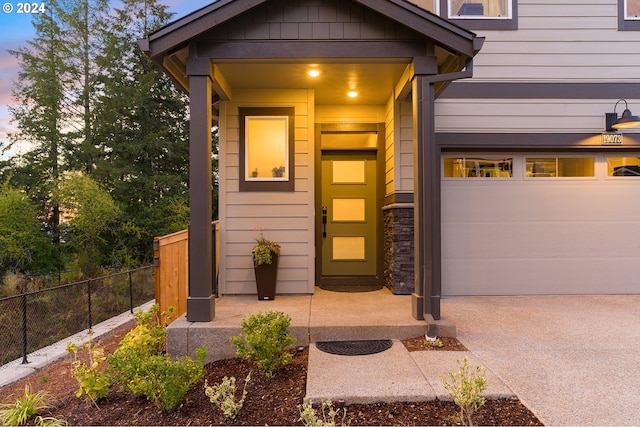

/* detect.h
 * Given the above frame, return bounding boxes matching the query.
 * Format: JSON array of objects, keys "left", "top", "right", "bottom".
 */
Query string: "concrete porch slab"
[{"left": 166, "top": 287, "right": 437, "bottom": 363}]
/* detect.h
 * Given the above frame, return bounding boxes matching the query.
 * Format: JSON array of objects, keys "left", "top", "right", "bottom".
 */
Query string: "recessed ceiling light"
[
  {"left": 347, "top": 91, "right": 358, "bottom": 98},
  {"left": 308, "top": 69, "right": 320, "bottom": 77}
]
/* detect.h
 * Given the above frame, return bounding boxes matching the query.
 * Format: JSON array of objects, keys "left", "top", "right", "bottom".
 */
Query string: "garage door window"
[
  {"left": 443, "top": 157, "right": 513, "bottom": 178},
  {"left": 607, "top": 156, "right": 640, "bottom": 176},
  {"left": 525, "top": 157, "right": 594, "bottom": 178}
]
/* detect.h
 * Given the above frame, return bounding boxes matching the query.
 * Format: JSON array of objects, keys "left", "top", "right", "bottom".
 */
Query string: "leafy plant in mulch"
[
  {"left": 230, "top": 310, "right": 297, "bottom": 378},
  {"left": 0, "top": 385, "right": 67, "bottom": 426},
  {"left": 441, "top": 357, "right": 487, "bottom": 426},
  {"left": 298, "top": 397, "right": 347, "bottom": 427},
  {"left": 204, "top": 372, "right": 252, "bottom": 420},
  {"left": 66, "top": 334, "right": 111, "bottom": 407},
  {"left": 107, "top": 304, "right": 206, "bottom": 412}
]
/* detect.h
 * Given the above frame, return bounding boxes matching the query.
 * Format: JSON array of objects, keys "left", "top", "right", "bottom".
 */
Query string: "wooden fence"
[{"left": 153, "top": 221, "right": 218, "bottom": 321}]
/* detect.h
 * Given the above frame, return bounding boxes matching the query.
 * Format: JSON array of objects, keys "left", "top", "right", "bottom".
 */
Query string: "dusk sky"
[{"left": 0, "top": 0, "right": 213, "bottom": 157}]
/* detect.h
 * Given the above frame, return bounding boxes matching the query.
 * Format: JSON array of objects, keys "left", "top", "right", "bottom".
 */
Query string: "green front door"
[{"left": 320, "top": 151, "right": 378, "bottom": 284}]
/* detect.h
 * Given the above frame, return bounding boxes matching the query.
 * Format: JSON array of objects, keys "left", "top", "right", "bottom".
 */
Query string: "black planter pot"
[{"left": 254, "top": 253, "right": 278, "bottom": 300}]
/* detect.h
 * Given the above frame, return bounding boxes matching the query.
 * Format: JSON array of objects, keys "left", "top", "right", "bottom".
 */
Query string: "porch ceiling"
[{"left": 214, "top": 60, "right": 410, "bottom": 105}]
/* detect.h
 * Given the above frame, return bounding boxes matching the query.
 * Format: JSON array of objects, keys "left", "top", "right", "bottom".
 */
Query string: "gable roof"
[
  {"left": 139, "top": 0, "right": 484, "bottom": 99},
  {"left": 142, "top": 0, "right": 481, "bottom": 59}
]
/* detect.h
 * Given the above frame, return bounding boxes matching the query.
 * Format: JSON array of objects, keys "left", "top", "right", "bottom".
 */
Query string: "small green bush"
[
  {"left": 123, "top": 346, "right": 207, "bottom": 412},
  {"left": 204, "top": 372, "right": 251, "bottom": 420},
  {"left": 107, "top": 304, "right": 172, "bottom": 392},
  {"left": 441, "top": 357, "right": 487, "bottom": 426},
  {"left": 66, "top": 336, "right": 112, "bottom": 406},
  {"left": 230, "top": 311, "right": 297, "bottom": 378},
  {"left": 106, "top": 304, "right": 203, "bottom": 412}
]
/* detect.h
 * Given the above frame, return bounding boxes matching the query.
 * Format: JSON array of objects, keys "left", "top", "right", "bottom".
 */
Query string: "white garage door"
[{"left": 442, "top": 153, "right": 640, "bottom": 295}]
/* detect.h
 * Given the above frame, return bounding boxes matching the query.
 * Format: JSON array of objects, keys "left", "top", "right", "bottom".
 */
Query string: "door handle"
[{"left": 322, "top": 206, "right": 327, "bottom": 238}]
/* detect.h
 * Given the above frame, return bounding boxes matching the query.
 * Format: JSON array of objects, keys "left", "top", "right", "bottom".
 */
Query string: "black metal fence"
[{"left": 0, "top": 266, "right": 154, "bottom": 366}]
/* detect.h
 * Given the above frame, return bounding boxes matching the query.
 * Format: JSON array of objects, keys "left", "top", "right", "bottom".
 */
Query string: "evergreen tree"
[
  {"left": 8, "top": 0, "right": 72, "bottom": 247},
  {"left": 56, "top": 0, "right": 111, "bottom": 173},
  {"left": 92, "top": 0, "right": 192, "bottom": 262}
]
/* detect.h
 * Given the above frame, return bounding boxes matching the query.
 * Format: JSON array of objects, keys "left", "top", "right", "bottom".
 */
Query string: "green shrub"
[
  {"left": 107, "top": 304, "right": 172, "bottom": 391},
  {"left": 441, "top": 357, "right": 487, "bottom": 426},
  {"left": 0, "top": 385, "right": 51, "bottom": 426},
  {"left": 107, "top": 305, "right": 202, "bottom": 413},
  {"left": 66, "top": 336, "right": 112, "bottom": 406},
  {"left": 230, "top": 311, "right": 297, "bottom": 378},
  {"left": 298, "top": 397, "right": 347, "bottom": 427},
  {"left": 120, "top": 346, "right": 207, "bottom": 412},
  {"left": 204, "top": 372, "right": 251, "bottom": 420}
]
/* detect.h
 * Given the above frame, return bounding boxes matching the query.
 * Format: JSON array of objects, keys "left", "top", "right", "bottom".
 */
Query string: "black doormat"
[
  {"left": 316, "top": 339, "right": 393, "bottom": 356},
  {"left": 319, "top": 284, "right": 383, "bottom": 292}
]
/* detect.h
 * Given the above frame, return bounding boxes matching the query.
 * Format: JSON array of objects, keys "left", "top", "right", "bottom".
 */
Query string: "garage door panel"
[
  {"left": 443, "top": 258, "right": 640, "bottom": 296},
  {"left": 444, "top": 185, "right": 640, "bottom": 223},
  {"left": 443, "top": 222, "right": 640, "bottom": 259}
]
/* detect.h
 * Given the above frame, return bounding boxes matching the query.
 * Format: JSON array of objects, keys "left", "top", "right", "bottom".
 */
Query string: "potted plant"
[{"left": 252, "top": 233, "right": 281, "bottom": 300}]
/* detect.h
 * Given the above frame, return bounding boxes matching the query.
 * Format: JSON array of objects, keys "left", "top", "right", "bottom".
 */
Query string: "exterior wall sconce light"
[{"left": 605, "top": 99, "right": 640, "bottom": 131}]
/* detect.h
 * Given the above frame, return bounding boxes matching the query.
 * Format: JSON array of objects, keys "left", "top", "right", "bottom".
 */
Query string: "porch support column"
[
  {"left": 186, "top": 56, "right": 215, "bottom": 322},
  {"left": 411, "top": 73, "right": 441, "bottom": 321}
]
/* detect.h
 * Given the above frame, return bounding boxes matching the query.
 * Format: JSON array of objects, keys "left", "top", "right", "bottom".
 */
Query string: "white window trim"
[
  {"left": 447, "top": 0, "right": 512, "bottom": 19},
  {"left": 439, "top": 0, "right": 518, "bottom": 30}
]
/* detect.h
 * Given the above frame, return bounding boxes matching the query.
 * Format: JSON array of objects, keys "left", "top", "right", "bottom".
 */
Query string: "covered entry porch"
[
  {"left": 140, "top": 0, "right": 484, "bottom": 329},
  {"left": 165, "top": 287, "right": 454, "bottom": 363}
]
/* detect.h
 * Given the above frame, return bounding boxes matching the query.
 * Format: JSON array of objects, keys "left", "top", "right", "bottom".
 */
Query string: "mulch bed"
[
  {"left": 0, "top": 332, "right": 543, "bottom": 426},
  {"left": 401, "top": 335, "right": 469, "bottom": 352}
]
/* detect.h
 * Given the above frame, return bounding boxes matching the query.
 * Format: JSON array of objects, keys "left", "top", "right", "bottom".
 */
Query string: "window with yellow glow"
[
  {"left": 245, "top": 116, "right": 288, "bottom": 181},
  {"left": 607, "top": 156, "right": 640, "bottom": 176},
  {"left": 525, "top": 157, "right": 595, "bottom": 178},
  {"left": 443, "top": 157, "right": 513, "bottom": 178}
]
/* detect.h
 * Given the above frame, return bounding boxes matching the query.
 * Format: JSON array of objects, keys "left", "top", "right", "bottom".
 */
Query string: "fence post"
[
  {"left": 129, "top": 270, "right": 133, "bottom": 314},
  {"left": 21, "top": 293, "right": 29, "bottom": 364},
  {"left": 87, "top": 279, "right": 93, "bottom": 330}
]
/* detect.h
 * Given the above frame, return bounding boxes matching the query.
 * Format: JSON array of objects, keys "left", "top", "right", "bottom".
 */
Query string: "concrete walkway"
[
  {"left": 308, "top": 294, "right": 640, "bottom": 425},
  {"left": 442, "top": 295, "right": 640, "bottom": 426}
]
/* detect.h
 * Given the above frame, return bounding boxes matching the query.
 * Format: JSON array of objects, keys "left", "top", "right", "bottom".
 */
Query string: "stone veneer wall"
[{"left": 382, "top": 204, "right": 414, "bottom": 295}]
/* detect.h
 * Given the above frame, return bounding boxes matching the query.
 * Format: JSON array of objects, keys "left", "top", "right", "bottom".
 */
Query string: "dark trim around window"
[
  {"left": 439, "top": 0, "right": 518, "bottom": 30},
  {"left": 619, "top": 0, "right": 640, "bottom": 30},
  {"left": 239, "top": 107, "right": 295, "bottom": 192}
]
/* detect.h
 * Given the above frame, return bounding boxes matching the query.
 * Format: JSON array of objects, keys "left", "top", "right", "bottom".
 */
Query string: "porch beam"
[
  {"left": 411, "top": 74, "right": 441, "bottom": 321},
  {"left": 196, "top": 40, "right": 426, "bottom": 60},
  {"left": 186, "top": 56, "right": 215, "bottom": 322}
]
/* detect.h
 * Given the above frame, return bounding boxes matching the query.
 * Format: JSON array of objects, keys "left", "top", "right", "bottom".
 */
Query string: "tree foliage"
[
  {"left": 91, "top": 0, "right": 192, "bottom": 262},
  {"left": 8, "top": 0, "right": 72, "bottom": 245},
  {"left": 4, "top": 0, "right": 220, "bottom": 273},
  {"left": 0, "top": 182, "right": 60, "bottom": 274},
  {"left": 55, "top": 173, "right": 120, "bottom": 277}
]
